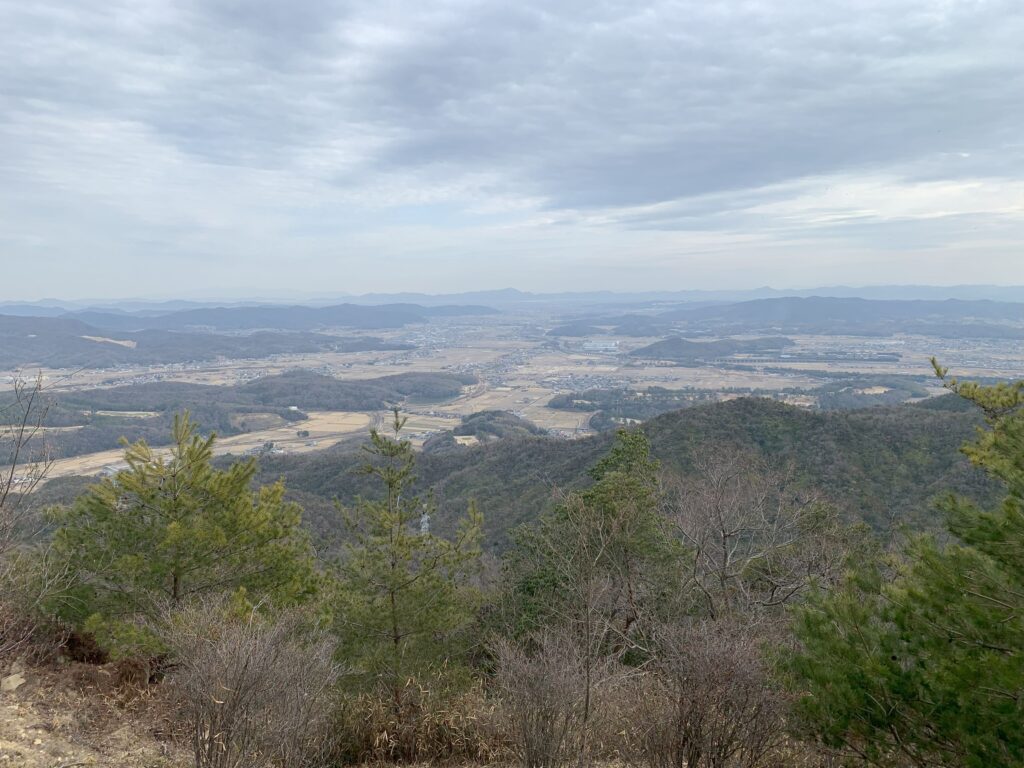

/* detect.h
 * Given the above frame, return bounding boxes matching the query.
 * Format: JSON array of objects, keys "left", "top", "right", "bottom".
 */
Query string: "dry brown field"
[{"left": 44, "top": 411, "right": 372, "bottom": 480}]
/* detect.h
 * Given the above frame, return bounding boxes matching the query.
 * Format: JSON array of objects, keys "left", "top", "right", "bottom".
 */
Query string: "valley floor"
[{"left": 44, "top": 410, "right": 373, "bottom": 481}]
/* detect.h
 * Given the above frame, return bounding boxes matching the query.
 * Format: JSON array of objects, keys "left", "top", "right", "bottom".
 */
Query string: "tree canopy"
[
  {"left": 787, "top": 366, "right": 1024, "bottom": 767},
  {"left": 333, "top": 409, "right": 482, "bottom": 708},
  {"left": 51, "top": 413, "right": 317, "bottom": 656}
]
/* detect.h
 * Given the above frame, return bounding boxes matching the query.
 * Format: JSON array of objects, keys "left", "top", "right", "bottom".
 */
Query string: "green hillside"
[
  {"left": 32, "top": 395, "right": 995, "bottom": 551},
  {"left": 255, "top": 396, "right": 993, "bottom": 551}
]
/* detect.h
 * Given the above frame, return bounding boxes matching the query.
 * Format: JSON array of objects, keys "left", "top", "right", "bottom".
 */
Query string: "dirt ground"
[{"left": 0, "top": 660, "right": 187, "bottom": 767}]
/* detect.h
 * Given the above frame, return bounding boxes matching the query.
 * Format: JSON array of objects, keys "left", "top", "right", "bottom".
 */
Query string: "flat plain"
[
  {"left": 7, "top": 313, "right": 1024, "bottom": 480},
  {"left": 43, "top": 410, "right": 373, "bottom": 480}
]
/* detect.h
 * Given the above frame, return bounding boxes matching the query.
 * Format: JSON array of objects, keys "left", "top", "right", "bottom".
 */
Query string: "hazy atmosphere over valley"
[{"left": 3, "top": 3, "right": 1024, "bottom": 768}]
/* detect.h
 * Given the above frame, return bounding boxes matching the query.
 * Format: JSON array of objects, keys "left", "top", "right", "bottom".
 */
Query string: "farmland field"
[
  {"left": 44, "top": 410, "right": 372, "bottom": 480},
  {"left": 7, "top": 310, "right": 1024, "bottom": 483}
]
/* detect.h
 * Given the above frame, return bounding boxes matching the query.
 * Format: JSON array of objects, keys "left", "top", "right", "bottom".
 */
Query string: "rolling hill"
[
  {"left": 62, "top": 302, "right": 498, "bottom": 332},
  {"left": 629, "top": 336, "right": 795, "bottom": 361},
  {"left": 0, "top": 315, "right": 412, "bottom": 368},
  {"left": 249, "top": 396, "right": 993, "bottom": 550}
]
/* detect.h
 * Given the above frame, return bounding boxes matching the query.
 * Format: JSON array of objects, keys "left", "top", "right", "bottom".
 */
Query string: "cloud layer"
[{"left": 2, "top": 0, "right": 1023, "bottom": 298}]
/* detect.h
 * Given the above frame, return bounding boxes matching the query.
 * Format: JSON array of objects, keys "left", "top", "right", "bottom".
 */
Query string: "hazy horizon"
[
  {"left": 6, "top": 282, "right": 1024, "bottom": 308},
  {"left": 4, "top": 1, "right": 1024, "bottom": 299}
]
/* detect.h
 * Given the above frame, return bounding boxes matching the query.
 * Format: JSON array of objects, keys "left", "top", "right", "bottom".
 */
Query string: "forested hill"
[
  {"left": 629, "top": 336, "right": 794, "bottom": 361},
  {"left": 659, "top": 296, "right": 1024, "bottom": 338},
  {"left": 12, "top": 370, "right": 476, "bottom": 458},
  {"left": 0, "top": 301, "right": 499, "bottom": 368},
  {"left": 0, "top": 314, "right": 412, "bottom": 368},
  {"left": 64, "top": 302, "right": 498, "bottom": 332},
  {"left": 255, "top": 396, "right": 994, "bottom": 550}
]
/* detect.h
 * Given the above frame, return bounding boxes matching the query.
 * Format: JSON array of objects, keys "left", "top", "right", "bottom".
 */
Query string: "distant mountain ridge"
[
  {"left": 347, "top": 285, "right": 1024, "bottom": 306},
  {"left": 0, "top": 301, "right": 500, "bottom": 368},
  {"left": 5, "top": 284, "right": 1024, "bottom": 313},
  {"left": 59, "top": 302, "right": 498, "bottom": 333},
  {"left": 658, "top": 296, "right": 1024, "bottom": 338},
  {"left": 664, "top": 296, "right": 1024, "bottom": 323},
  {"left": 0, "top": 315, "right": 413, "bottom": 368},
  {"left": 545, "top": 296, "right": 1024, "bottom": 341}
]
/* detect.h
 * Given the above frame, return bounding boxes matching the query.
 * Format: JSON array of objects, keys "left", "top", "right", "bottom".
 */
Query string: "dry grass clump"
[
  {"left": 493, "top": 630, "right": 626, "bottom": 768},
  {"left": 161, "top": 597, "right": 340, "bottom": 768},
  {"left": 333, "top": 671, "right": 508, "bottom": 764},
  {"left": 616, "top": 621, "right": 788, "bottom": 768}
]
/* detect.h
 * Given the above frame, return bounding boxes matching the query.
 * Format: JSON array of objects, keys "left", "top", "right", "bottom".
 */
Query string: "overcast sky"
[{"left": 2, "top": 0, "right": 1024, "bottom": 300}]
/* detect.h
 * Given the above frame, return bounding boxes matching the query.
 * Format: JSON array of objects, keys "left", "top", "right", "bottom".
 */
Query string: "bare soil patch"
[{"left": 0, "top": 660, "right": 187, "bottom": 767}]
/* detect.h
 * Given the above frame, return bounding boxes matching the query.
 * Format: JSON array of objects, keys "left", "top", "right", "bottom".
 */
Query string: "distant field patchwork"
[{"left": 44, "top": 410, "right": 372, "bottom": 480}]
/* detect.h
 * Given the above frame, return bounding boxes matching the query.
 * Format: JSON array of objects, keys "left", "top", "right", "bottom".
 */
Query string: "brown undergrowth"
[{"left": 0, "top": 657, "right": 188, "bottom": 767}]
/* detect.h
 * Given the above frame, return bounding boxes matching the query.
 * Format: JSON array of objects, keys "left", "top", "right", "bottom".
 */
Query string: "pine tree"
[
  {"left": 787, "top": 365, "right": 1024, "bottom": 768},
  {"left": 51, "top": 412, "right": 317, "bottom": 657},
  {"left": 334, "top": 409, "right": 482, "bottom": 712}
]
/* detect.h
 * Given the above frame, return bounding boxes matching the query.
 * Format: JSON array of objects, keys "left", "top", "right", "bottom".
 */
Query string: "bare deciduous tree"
[
  {"left": 0, "top": 372, "right": 60, "bottom": 659},
  {"left": 624, "top": 449, "right": 863, "bottom": 768},
  {"left": 622, "top": 619, "right": 787, "bottom": 768},
  {"left": 0, "top": 372, "right": 52, "bottom": 555},
  {"left": 494, "top": 627, "right": 618, "bottom": 768},
  {"left": 499, "top": 432, "right": 683, "bottom": 768},
  {"left": 519, "top": 489, "right": 663, "bottom": 765},
  {"left": 667, "top": 448, "right": 850, "bottom": 619},
  {"left": 163, "top": 597, "right": 340, "bottom": 768}
]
